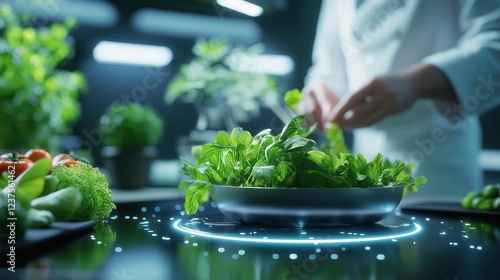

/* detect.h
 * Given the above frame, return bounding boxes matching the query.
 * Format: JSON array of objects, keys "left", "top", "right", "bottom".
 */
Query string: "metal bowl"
[{"left": 210, "top": 185, "right": 404, "bottom": 228}]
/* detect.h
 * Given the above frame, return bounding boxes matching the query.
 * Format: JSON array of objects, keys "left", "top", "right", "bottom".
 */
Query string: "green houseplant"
[
  {"left": 0, "top": 4, "right": 87, "bottom": 152},
  {"left": 99, "top": 102, "right": 164, "bottom": 189},
  {"left": 165, "top": 37, "right": 280, "bottom": 131}
]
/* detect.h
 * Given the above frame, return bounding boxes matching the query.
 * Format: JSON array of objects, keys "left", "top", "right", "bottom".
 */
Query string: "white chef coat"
[{"left": 305, "top": 0, "right": 500, "bottom": 202}]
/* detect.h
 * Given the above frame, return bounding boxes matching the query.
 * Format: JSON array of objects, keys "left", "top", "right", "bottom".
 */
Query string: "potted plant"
[
  {"left": 99, "top": 102, "right": 164, "bottom": 189},
  {"left": 164, "top": 37, "right": 280, "bottom": 132},
  {"left": 0, "top": 4, "right": 87, "bottom": 152},
  {"left": 165, "top": 38, "right": 281, "bottom": 164}
]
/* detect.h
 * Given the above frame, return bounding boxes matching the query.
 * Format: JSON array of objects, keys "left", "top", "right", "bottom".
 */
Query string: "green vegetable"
[
  {"left": 477, "top": 198, "right": 494, "bottom": 211},
  {"left": 483, "top": 184, "right": 499, "bottom": 198},
  {"left": 462, "top": 184, "right": 500, "bottom": 211},
  {"left": 179, "top": 115, "right": 427, "bottom": 215},
  {"left": 52, "top": 162, "right": 116, "bottom": 221},
  {"left": 31, "top": 187, "right": 82, "bottom": 221},
  {"left": 471, "top": 196, "right": 485, "bottom": 209},
  {"left": 13, "top": 158, "right": 52, "bottom": 199},
  {"left": 461, "top": 191, "right": 482, "bottom": 209},
  {"left": 284, "top": 89, "right": 303, "bottom": 110},
  {"left": 26, "top": 208, "right": 55, "bottom": 228},
  {"left": 41, "top": 175, "right": 60, "bottom": 197},
  {"left": 493, "top": 197, "right": 500, "bottom": 211}
]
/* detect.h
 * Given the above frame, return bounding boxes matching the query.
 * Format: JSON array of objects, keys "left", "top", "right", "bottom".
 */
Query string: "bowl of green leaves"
[{"left": 178, "top": 90, "right": 426, "bottom": 227}]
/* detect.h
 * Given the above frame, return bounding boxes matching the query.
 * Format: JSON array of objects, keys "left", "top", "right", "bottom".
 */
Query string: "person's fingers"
[
  {"left": 310, "top": 91, "right": 326, "bottom": 130},
  {"left": 329, "top": 86, "right": 372, "bottom": 124},
  {"left": 331, "top": 88, "right": 399, "bottom": 128},
  {"left": 294, "top": 93, "right": 313, "bottom": 116},
  {"left": 295, "top": 84, "right": 339, "bottom": 131},
  {"left": 295, "top": 90, "right": 316, "bottom": 127},
  {"left": 309, "top": 84, "right": 340, "bottom": 131},
  {"left": 340, "top": 100, "right": 388, "bottom": 128}
]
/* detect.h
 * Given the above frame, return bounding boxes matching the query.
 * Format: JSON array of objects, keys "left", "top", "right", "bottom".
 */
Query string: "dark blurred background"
[{"left": 4, "top": 0, "right": 499, "bottom": 169}]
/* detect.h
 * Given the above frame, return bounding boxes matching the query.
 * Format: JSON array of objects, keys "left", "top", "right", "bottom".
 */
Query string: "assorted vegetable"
[
  {"left": 0, "top": 148, "right": 115, "bottom": 238},
  {"left": 179, "top": 89, "right": 427, "bottom": 215},
  {"left": 461, "top": 184, "right": 500, "bottom": 211}
]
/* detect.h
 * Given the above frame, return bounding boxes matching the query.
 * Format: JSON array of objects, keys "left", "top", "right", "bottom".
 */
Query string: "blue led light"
[{"left": 172, "top": 219, "right": 422, "bottom": 244}]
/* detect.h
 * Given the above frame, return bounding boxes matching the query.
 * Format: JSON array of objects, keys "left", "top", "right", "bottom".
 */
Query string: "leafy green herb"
[
  {"left": 284, "top": 89, "right": 303, "bottom": 110},
  {"left": 179, "top": 115, "right": 426, "bottom": 215},
  {"left": 99, "top": 102, "right": 164, "bottom": 148},
  {"left": 0, "top": 4, "right": 87, "bottom": 151},
  {"left": 52, "top": 162, "right": 116, "bottom": 221}
]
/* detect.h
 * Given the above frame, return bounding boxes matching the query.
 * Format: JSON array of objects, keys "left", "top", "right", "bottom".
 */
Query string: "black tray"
[
  {"left": 401, "top": 201, "right": 500, "bottom": 219},
  {"left": 1, "top": 220, "right": 96, "bottom": 265}
]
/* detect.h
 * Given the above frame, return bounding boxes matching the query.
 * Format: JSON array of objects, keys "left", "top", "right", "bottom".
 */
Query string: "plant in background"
[
  {"left": 99, "top": 102, "right": 165, "bottom": 189},
  {"left": 165, "top": 37, "right": 280, "bottom": 130},
  {"left": 0, "top": 4, "right": 87, "bottom": 151},
  {"left": 99, "top": 102, "right": 164, "bottom": 148}
]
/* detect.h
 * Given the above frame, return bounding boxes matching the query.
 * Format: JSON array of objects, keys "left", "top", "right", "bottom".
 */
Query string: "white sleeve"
[
  {"left": 304, "top": 0, "right": 348, "bottom": 96},
  {"left": 424, "top": 0, "right": 500, "bottom": 115}
]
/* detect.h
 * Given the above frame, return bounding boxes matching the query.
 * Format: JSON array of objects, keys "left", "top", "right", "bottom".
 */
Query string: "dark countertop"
[{"left": 2, "top": 194, "right": 500, "bottom": 280}]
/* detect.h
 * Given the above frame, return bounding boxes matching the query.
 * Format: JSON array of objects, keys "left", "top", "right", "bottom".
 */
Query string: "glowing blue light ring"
[{"left": 172, "top": 219, "right": 422, "bottom": 244}]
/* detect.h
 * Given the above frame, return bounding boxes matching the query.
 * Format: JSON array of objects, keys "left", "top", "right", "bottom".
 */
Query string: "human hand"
[
  {"left": 328, "top": 74, "right": 418, "bottom": 129},
  {"left": 295, "top": 83, "right": 339, "bottom": 131}
]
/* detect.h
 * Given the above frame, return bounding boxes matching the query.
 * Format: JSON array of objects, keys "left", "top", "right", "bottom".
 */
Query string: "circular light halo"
[{"left": 172, "top": 219, "right": 422, "bottom": 244}]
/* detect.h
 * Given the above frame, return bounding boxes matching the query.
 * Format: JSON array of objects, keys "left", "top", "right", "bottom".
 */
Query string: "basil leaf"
[
  {"left": 283, "top": 135, "right": 316, "bottom": 152},
  {"left": 184, "top": 181, "right": 210, "bottom": 215},
  {"left": 284, "top": 89, "right": 303, "bottom": 110}
]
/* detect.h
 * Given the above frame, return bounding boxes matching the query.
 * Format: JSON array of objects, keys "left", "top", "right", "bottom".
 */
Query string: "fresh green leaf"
[
  {"left": 283, "top": 135, "right": 316, "bottom": 152},
  {"left": 215, "top": 131, "right": 230, "bottom": 146},
  {"left": 15, "top": 158, "right": 52, "bottom": 199},
  {"left": 322, "top": 122, "right": 349, "bottom": 154},
  {"left": 284, "top": 89, "right": 303, "bottom": 110},
  {"left": 252, "top": 166, "right": 275, "bottom": 187},
  {"left": 278, "top": 116, "right": 301, "bottom": 142},
  {"left": 184, "top": 181, "right": 210, "bottom": 215}
]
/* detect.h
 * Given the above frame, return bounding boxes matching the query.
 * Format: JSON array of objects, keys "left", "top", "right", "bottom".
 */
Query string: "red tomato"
[
  {"left": 0, "top": 158, "right": 34, "bottom": 180},
  {"left": 1, "top": 152, "right": 25, "bottom": 159},
  {"left": 25, "top": 148, "right": 52, "bottom": 163},
  {"left": 54, "top": 158, "right": 78, "bottom": 167},
  {"left": 52, "top": 153, "right": 73, "bottom": 166}
]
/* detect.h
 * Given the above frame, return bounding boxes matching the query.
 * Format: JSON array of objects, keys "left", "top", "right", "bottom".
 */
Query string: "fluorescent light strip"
[
  {"left": 216, "top": 0, "right": 264, "bottom": 17},
  {"left": 93, "top": 41, "right": 173, "bottom": 67},
  {"left": 173, "top": 219, "right": 422, "bottom": 244},
  {"left": 132, "top": 8, "right": 262, "bottom": 43},
  {"left": 230, "top": 54, "right": 295, "bottom": 76}
]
